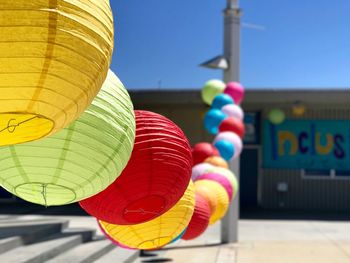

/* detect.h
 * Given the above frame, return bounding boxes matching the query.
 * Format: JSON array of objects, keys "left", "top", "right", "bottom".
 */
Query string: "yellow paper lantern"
[
  {"left": 0, "top": 0, "right": 114, "bottom": 146},
  {"left": 292, "top": 102, "right": 306, "bottom": 116},
  {"left": 194, "top": 180, "right": 229, "bottom": 225},
  {"left": 99, "top": 182, "right": 195, "bottom": 250},
  {"left": 194, "top": 180, "right": 218, "bottom": 214},
  {"left": 0, "top": 70, "right": 135, "bottom": 206}
]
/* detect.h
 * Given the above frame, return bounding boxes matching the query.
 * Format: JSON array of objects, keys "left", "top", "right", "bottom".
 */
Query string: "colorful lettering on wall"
[{"left": 263, "top": 120, "right": 349, "bottom": 170}]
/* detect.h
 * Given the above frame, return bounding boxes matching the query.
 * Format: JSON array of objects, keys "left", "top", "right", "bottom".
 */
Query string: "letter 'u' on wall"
[
  {"left": 278, "top": 131, "right": 298, "bottom": 156},
  {"left": 0, "top": 0, "right": 114, "bottom": 146},
  {"left": 316, "top": 133, "right": 334, "bottom": 155}
]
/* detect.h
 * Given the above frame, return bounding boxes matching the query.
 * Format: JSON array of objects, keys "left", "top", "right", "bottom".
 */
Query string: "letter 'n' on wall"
[
  {"left": 316, "top": 133, "right": 333, "bottom": 155},
  {"left": 278, "top": 131, "right": 298, "bottom": 156}
]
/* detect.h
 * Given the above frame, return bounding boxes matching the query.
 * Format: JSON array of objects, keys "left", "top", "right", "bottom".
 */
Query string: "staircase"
[{"left": 0, "top": 217, "right": 139, "bottom": 263}]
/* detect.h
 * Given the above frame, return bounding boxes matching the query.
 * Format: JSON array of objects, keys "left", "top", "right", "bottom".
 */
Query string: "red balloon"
[
  {"left": 182, "top": 193, "right": 211, "bottom": 240},
  {"left": 192, "top": 143, "right": 219, "bottom": 165},
  {"left": 219, "top": 117, "right": 245, "bottom": 139},
  {"left": 80, "top": 110, "right": 193, "bottom": 225}
]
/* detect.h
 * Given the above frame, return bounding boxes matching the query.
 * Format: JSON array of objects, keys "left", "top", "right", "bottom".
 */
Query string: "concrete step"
[
  {"left": 0, "top": 219, "right": 71, "bottom": 255},
  {"left": 95, "top": 247, "right": 139, "bottom": 263},
  {"left": 0, "top": 233, "right": 83, "bottom": 263},
  {"left": 46, "top": 239, "right": 115, "bottom": 263},
  {"left": 0, "top": 236, "right": 22, "bottom": 255},
  {"left": 62, "top": 228, "right": 95, "bottom": 243},
  {"left": 0, "top": 218, "right": 68, "bottom": 239}
]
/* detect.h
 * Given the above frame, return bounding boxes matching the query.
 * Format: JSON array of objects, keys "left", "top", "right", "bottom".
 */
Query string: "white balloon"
[
  {"left": 192, "top": 163, "right": 214, "bottom": 181},
  {"left": 221, "top": 104, "right": 244, "bottom": 121}
]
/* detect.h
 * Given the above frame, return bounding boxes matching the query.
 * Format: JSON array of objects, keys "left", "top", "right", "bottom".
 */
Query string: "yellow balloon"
[
  {"left": 0, "top": 0, "right": 114, "bottom": 146},
  {"left": 204, "top": 156, "right": 229, "bottom": 169},
  {"left": 99, "top": 182, "right": 195, "bottom": 250},
  {"left": 195, "top": 180, "right": 229, "bottom": 225},
  {"left": 205, "top": 167, "right": 239, "bottom": 200}
]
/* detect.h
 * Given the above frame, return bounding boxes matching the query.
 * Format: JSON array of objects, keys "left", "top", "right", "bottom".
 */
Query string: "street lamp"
[{"left": 201, "top": 0, "right": 242, "bottom": 244}]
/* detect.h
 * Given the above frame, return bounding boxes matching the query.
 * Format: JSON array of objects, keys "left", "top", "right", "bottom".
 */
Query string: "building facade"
[
  {"left": 131, "top": 89, "right": 350, "bottom": 212},
  {"left": 2, "top": 88, "right": 350, "bottom": 213}
]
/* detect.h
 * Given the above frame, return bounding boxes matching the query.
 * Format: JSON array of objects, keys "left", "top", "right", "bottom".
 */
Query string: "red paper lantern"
[
  {"left": 219, "top": 117, "right": 245, "bottom": 139},
  {"left": 80, "top": 110, "right": 192, "bottom": 225},
  {"left": 192, "top": 142, "right": 219, "bottom": 165},
  {"left": 182, "top": 193, "right": 211, "bottom": 240}
]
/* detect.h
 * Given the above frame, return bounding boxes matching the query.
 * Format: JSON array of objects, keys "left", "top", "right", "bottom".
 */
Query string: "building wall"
[
  {"left": 131, "top": 89, "right": 350, "bottom": 212},
  {"left": 257, "top": 106, "right": 350, "bottom": 212}
]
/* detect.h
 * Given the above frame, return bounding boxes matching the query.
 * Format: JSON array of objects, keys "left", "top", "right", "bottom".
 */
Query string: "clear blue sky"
[{"left": 110, "top": 0, "right": 350, "bottom": 89}]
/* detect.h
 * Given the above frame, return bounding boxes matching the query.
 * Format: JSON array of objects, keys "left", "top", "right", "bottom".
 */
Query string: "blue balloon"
[
  {"left": 204, "top": 109, "right": 227, "bottom": 135},
  {"left": 211, "top": 94, "right": 234, "bottom": 109},
  {"left": 214, "top": 140, "right": 235, "bottom": 160}
]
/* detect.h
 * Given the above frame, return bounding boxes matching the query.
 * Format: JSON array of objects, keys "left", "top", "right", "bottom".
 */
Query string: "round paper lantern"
[
  {"left": 204, "top": 156, "right": 229, "bottom": 169},
  {"left": 219, "top": 117, "right": 245, "bottom": 139},
  {"left": 195, "top": 180, "right": 229, "bottom": 225},
  {"left": 268, "top": 109, "right": 285, "bottom": 125},
  {"left": 214, "top": 132, "right": 243, "bottom": 158},
  {"left": 194, "top": 181, "right": 218, "bottom": 214},
  {"left": 204, "top": 109, "right": 227, "bottom": 135},
  {"left": 0, "top": 70, "right": 135, "bottom": 206},
  {"left": 292, "top": 102, "right": 306, "bottom": 116},
  {"left": 224, "top": 82, "right": 245, "bottom": 104},
  {"left": 182, "top": 193, "right": 210, "bottom": 240},
  {"left": 192, "top": 143, "right": 219, "bottom": 165},
  {"left": 99, "top": 182, "right": 195, "bottom": 250},
  {"left": 211, "top": 94, "right": 234, "bottom": 110},
  {"left": 214, "top": 140, "right": 235, "bottom": 161},
  {"left": 80, "top": 110, "right": 192, "bottom": 225},
  {"left": 201, "top": 80, "right": 225, "bottom": 105},
  {"left": 221, "top": 104, "right": 244, "bottom": 121},
  {"left": 98, "top": 221, "right": 133, "bottom": 250},
  {"left": 196, "top": 173, "right": 233, "bottom": 200},
  {"left": 192, "top": 163, "right": 215, "bottom": 181},
  {"left": 0, "top": 1, "right": 114, "bottom": 147},
  {"left": 170, "top": 228, "right": 187, "bottom": 244},
  {"left": 205, "top": 167, "right": 239, "bottom": 199}
]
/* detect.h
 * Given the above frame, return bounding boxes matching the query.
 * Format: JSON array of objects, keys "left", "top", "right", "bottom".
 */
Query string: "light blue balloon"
[
  {"left": 211, "top": 94, "right": 234, "bottom": 110},
  {"left": 214, "top": 140, "right": 235, "bottom": 160},
  {"left": 204, "top": 109, "right": 227, "bottom": 135}
]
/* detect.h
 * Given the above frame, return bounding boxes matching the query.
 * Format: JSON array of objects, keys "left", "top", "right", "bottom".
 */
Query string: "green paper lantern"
[
  {"left": 268, "top": 109, "right": 285, "bottom": 125},
  {"left": 0, "top": 70, "right": 135, "bottom": 206},
  {"left": 201, "top": 80, "right": 225, "bottom": 105}
]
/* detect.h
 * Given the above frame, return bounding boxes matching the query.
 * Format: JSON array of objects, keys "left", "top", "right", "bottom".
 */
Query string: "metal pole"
[{"left": 221, "top": 0, "right": 242, "bottom": 244}]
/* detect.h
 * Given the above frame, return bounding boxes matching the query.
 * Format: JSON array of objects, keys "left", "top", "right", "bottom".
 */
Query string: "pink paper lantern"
[{"left": 224, "top": 82, "right": 245, "bottom": 104}]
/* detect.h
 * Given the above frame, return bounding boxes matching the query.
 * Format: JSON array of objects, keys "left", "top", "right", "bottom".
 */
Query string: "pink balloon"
[
  {"left": 196, "top": 173, "right": 233, "bottom": 200},
  {"left": 221, "top": 104, "right": 244, "bottom": 121},
  {"left": 213, "top": 132, "right": 243, "bottom": 158},
  {"left": 192, "top": 163, "right": 214, "bottom": 181},
  {"left": 224, "top": 82, "right": 245, "bottom": 104}
]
